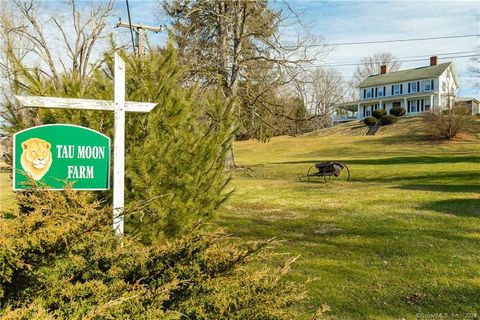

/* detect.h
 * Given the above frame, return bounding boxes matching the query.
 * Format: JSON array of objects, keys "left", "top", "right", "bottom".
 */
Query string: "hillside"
[
  {"left": 309, "top": 116, "right": 480, "bottom": 138},
  {"left": 2, "top": 117, "right": 479, "bottom": 319},
  {"left": 218, "top": 128, "right": 480, "bottom": 319}
]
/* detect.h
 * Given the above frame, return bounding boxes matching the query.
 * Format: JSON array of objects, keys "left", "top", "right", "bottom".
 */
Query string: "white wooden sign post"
[{"left": 15, "top": 53, "right": 156, "bottom": 235}]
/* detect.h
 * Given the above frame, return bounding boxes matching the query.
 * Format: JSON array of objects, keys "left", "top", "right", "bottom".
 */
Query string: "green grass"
[
  {"left": 217, "top": 121, "right": 480, "bottom": 319},
  {"left": 1, "top": 118, "right": 479, "bottom": 319},
  {"left": 0, "top": 166, "right": 16, "bottom": 213}
]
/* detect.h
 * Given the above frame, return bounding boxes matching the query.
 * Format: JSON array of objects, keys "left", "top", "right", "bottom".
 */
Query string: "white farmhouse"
[{"left": 356, "top": 56, "right": 459, "bottom": 119}]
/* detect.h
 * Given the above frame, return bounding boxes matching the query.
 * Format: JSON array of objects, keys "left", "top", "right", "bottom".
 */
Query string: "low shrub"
[
  {"left": 390, "top": 107, "right": 406, "bottom": 117},
  {"left": 0, "top": 184, "right": 305, "bottom": 319},
  {"left": 372, "top": 109, "right": 386, "bottom": 119},
  {"left": 364, "top": 116, "right": 378, "bottom": 126},
  {"left": 380, "top": 114, "right": 398, "bottom": 125},
  {"left": 423, "top": 106, "right": 473, "bottom": 140}
]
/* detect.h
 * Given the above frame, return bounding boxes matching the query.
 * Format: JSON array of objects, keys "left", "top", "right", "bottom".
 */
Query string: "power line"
[
  {"left": 316, "top": 54, "right": 479, "bottom": 68},
  {"left": 125, "top": 0, "right": 136, "bottom": 56},
  {"left": 325, "top": 34, "right": 479, "bottom": 47},
  {"left": 324, "top": 51, "right": 477, "bottom": 66}
]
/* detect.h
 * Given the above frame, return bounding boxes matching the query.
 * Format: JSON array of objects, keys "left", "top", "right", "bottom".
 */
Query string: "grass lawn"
[
  {"left": 1, "top": 118, "right": 478, "bottom": 319},
  {"left": 0, "top": 164, "right": 16, "bottom": 212},
  {"left": 217, "top": 119, "right": 480, "bottom": 319}
]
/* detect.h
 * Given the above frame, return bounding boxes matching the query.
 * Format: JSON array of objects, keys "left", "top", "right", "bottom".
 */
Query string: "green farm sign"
[{"left": 13, "top": 124, "right": 110, "bottom": 190}]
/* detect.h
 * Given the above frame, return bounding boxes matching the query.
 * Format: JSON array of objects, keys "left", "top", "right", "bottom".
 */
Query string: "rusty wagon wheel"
[
  {"left": 323, "top": 162, "right": 350, "bottom": 182},
  {"left": 306, "top": 164, "right": 322, "bottom": 183}
]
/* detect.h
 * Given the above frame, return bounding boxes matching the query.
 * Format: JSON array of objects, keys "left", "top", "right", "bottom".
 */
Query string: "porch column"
[
  {"left": 403, "top": 97, "right": 407, "bottom": 114},
  {"left": 430, "top": 95, "right": 433, "bottom": 111},
  {"left": 357, "top": 103, "right": 361, "bottom": 119},
  {"left": 379, "top": 100, "right": 383, "bottom": 110}
]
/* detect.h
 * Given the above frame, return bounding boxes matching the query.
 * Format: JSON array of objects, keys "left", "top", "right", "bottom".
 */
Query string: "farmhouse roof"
[
  {"left": 358, "top": 62, "right": 452, "bottom": 88},
  {"left": 455, "top": 96, "right": 479, "bottom": 103}
]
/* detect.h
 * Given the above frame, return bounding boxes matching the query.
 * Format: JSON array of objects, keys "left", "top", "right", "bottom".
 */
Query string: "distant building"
[
  {"left": 455, "top": 97, "right": 480, "bottom": 115},
  {"left": 334, "top": 56, "right": 479, "bottom": 122}
]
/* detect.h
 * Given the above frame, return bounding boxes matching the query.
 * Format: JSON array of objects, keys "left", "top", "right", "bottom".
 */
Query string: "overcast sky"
[{"left": 115, "top": 0, "right": 479, "bottom": 98}]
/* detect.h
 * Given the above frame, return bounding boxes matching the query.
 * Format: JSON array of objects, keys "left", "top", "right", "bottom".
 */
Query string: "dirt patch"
[{"left": 313, "top": 223, "right": 343, "bottom": 235}]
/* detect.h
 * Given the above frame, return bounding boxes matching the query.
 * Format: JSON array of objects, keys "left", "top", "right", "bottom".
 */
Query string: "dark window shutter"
[
  {"left": 417, "top": 81, "right": 420, "bottom": 92},
  {"left": 400, "top": 84, "right": 403, "bottom": 94},
  {"left": 431, "top": 79, "right": 434, "bottom": 90},
  {"left": 383, "top": 87, "right": 386, "bottom": 96},
  {"left": 421, "top": 99, "right": 424, "bottom": 111},
  {"left": 371, "top": 88, "right": 374, "bottom": 97},
  {"left": 391, "top": 85, "right": 394, "bottom": 95},
  {"left": 408, "top": 83, "right": 411, "bottom": 93},
  {"left": 363, "top": 89, "right": 366, "bottom": 99},
  {"left": 408, "top": 100, "right": 410, "bottom": 112},
  {"left": 375, "top": 87, "right": 378, "bottom": 97}
]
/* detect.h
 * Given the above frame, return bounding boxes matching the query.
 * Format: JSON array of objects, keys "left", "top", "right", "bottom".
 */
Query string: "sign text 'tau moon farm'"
[{"left": 13, "top": 124, "right": 110, "bottom": 190}]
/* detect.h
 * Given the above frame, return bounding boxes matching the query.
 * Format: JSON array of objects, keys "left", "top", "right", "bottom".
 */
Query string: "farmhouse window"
[
  {"left": 424, "top": 98, "right": 431, "bottom": 110},
  {"left": 411, "top": 100, "right": 418, "bottom": 112},
  {"left": 394, "top": 84, "right": 401, "bottom": 95},
  {"left": 378, "top": 87, "right": 384, "bottom": 97},
  {"left": 411, "top": 82, "right": 417, "bottom": 93},
  {"left": 422, "top": 80, "right": 432, "bottom": 91}
]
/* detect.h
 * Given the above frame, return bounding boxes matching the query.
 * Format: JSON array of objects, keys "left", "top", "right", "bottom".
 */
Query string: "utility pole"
[{"left": 116, "top": 19, "right": 161, "bottom": 57}]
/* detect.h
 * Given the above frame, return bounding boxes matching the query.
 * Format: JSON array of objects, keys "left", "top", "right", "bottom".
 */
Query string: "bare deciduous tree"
[
  {"left": 8, "top": 0, "right": 114, "bottom": 87},
  {"left": 0, "top": 0, "right": 114, "bottom": 132},
  {"left": 468, "top": 16, "right": 480, "bottom": 89},
  {"left": 292, "top": 67, "right": 346, "bottom": 129},
  {"left": 347, "top": 52, "right": 401, "bottom": 100},
  {"left": 423, "top": 76, "right": 473, "bottom": 140},
  {"left": 423, "top": 104, "right": 472, "bottom": 140},
  {"left": 469, "top": 49, "right": 480, "bottom": 90},
  {"left": 0, "top": 1, "right": 37, "bottom": 132}
]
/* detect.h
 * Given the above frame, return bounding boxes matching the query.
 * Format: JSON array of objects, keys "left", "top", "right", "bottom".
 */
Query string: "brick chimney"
[
  {"left": 430, "top": 56, "right": 438, "bottom": 66},
  {"left": 380, "top": 64, "right": 387, "bottom": 74}
]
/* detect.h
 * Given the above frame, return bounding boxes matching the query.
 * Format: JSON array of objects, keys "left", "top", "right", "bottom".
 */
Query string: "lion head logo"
[{"left": 20, "top": 138, "right": 52, "bottom": 181}]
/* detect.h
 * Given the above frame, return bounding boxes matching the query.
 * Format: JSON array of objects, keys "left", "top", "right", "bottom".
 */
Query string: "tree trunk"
[{"left": 225, "top": 144, "right": 236, "bottom": 169}]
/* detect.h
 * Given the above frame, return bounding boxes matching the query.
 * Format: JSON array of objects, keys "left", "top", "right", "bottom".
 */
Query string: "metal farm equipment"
[{"left": 303, "top": 161, "right": 350, "bottom": 182}]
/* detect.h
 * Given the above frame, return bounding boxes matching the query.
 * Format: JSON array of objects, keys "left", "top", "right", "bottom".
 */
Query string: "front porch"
[{"left": 358, "top": 95, "right": 435, "bottom": 119}]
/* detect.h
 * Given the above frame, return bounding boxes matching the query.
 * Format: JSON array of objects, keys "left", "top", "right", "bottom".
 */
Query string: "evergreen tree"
[
  {"left": 122, "top": 47, "right": 237, "bottom": 238},
  {"left": 8, "top": 43, "right": 236, "bottom": 239}
]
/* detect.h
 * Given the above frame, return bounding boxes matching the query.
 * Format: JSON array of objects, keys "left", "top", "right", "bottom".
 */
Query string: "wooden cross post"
[
  {"left": 15, "top": 53, "right": 157, "bottom": 235},
  {"left": 113, "top": 53, "right": 126, "bottom": 235}
]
